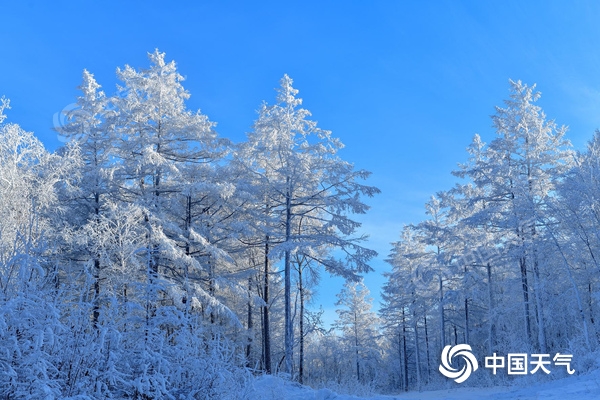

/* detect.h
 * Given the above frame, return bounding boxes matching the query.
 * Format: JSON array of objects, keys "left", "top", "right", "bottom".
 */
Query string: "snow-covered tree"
[
  {"left": 237, "top": 74, "right": 379, "bottom": 377},
  {"left": 334, "top": 280, "right": 380, "bottom": 384},
  {"left": 57, "top": 69, "right": 118, "bottom": 329},
  {"left": 382, "top": 224, "right": 431, "bottom": 390},
  {"left": 0, "top": 106, "right": 81, "bottom": 397},
  {"left": 456, "top": 80, "right": 572, "bottom": 352},
  {"left": 112, "top": 50, "right": 239, "bottom": 329}
]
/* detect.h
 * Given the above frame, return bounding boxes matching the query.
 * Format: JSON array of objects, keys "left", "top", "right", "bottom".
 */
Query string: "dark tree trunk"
[
  {"left": 92, "top": 191, "right": 101, "bottom": 330},
  {"left": 520, "top": 256, "right": 532, "bottom": 345},
  {"left": 246, "top": 276, "right": 253, "bottom": 367},
  {"left": 263, "top": 238, "right": 272, "bottom": 374},
  {"left": 284, "top": 181, "right": 293, "bottom": 376},
  {"left": 487, "top": 263, "right": 497, "bottom": 353},
  {"left": 424, "top": 313, "right": 431, "bottom": 383},
  {"left": 402, "top": 308, "right": 408, "bottom": 391}
]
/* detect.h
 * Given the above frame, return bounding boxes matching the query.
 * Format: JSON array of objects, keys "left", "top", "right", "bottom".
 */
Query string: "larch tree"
[
  {"left": 237, "top": 74, "right": 379, "bottom": 377},
  {"left": 552, "top": 132, "right": 600, "bottom": 350},
  {"left": 58, "top": 69, "right": 116, "bottom": 328},
  {"left": 469, "top": 80, "right": 571, "bottom": 352},
  {"left": 0, "top": 105, "right": 81, "bottom": 398},
  {"left": 382, "top": 224, "right": 431, "bottom": 390},
  {"left": 334, "top": 280, "right": 380, "bottom": 384},
  {"left": 112, "top": 50, "right": 234, "bottom": 327},
  {"left": 107, "top": 50, "right": 239, "bottom": 397}
]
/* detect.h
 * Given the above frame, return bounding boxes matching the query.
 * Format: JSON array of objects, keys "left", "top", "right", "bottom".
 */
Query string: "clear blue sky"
[{"left": 2, "top": 1, "right": 600, "bottom": 326}]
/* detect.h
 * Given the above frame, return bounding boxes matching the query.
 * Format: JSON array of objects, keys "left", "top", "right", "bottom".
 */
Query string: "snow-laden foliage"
[
  {"left": 379, "top": 80, "right": 600, "bottom": 393},
  {"left": 233, "top": 74, "right": 379, "bottom": 378},
  {"left": 333, "top": 281, "right": 381, "bottom": 385},
  {"left": 0, "top": 51, "right": 379, "bottom": 397},
  {"left": 4, "top": 51, "right": 597, "bottom": 397}
]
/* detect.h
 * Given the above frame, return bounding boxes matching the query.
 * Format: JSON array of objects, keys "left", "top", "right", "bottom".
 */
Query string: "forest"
[{"left": 1, "top": 50, "right": 599, "bottom": 398}]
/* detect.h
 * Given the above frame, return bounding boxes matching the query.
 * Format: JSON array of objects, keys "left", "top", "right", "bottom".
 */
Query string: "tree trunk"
[
  {"left": 183, "top": 195, "right": 192, "bottom": 320},
  {"left": 263, "top": 238, "right": 272, "bottom": 374},
  {"left": 246, "top": 276, "right": 253, "bottom": 367},
  {"left": 532, "top": 254, "right": 547, "bottom": 353},
  {"left": 424, "top": 314, "right": 431, "bottom": 383},
  {"left": 144, "top": 213, "right": 155, "bottom": 342},
  {"left": 92, "top": 192, "right": 101, "bottom": 330},
  {"left": 453, "top": 325, "right": 458, "bottom": 345},
  {"left": 355, "top": 311, "right": 360, "bottom": 382},
  {"left": 398, "top": 332, "right": 403, "bottom": 391},
  {"left": 93, "top": 258, "right": 100, "bottom": 329},
  {"left": 464, "top": 298, "right": 469, "bottom": 344},
  {"left": 519, "top": 255, "right": 532, "bottom": 346},
  {"left": 439, "top": 274, "right": 445, "bottom": 349},
  {"left": 414, "top": 315, "right": 421, "bottom": 390},
  {"left": 299, "top": 264, "right": 305, "bottom": 384},
  {"left": 284, "top": 180, "right": 294, "bottom": 377},
  {"left": 402, "top": 308, "right": 408, "bottom": 391},
  {"left": 487, "top": 263, "right": 497, "bottom": 354},
  {"left": 208, "top": 256, "right": 215, "bottom": 324},
  {"left": 464, "top": 264, "right": 469, "bottom": 345}
]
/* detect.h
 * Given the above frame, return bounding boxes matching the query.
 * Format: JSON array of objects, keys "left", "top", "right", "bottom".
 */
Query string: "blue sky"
[{"left": 2, "top": 1, "right": 600, "bottom": 326}]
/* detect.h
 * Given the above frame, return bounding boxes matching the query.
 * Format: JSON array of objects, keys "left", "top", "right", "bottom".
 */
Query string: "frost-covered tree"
[
  {"left": 382, "top": 224, "right": 431, "bottom": 390},
  {"left": 0, "top": 105, "right": 81, "bottom": 398},
  {"left": 381, "top": 80, "right": 590, "bottom": 393},
  {"left": 334, "top": 280, "right": 380, "bottom": 384},
  {"left": 454, "top": 80, "right": 572, "bottom": 352},
  {"left": 292, "top": 254, "right": 321, "bottom": 384},
  {"left": 237, "top": 75, "right": 379, "bottom": 377},
  {"left": 552, "top": 132, "right": 600, "bottom": 350},
  {"left": 112, "top": 50, "right": 238, "bottom": 328},
  {"left": 57, "top": 69, "right": 118, "bottom": 329}
]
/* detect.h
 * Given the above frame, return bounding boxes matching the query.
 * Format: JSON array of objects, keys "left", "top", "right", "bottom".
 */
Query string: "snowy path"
[{"left": 249, "top": 369, "right": 600, "bottom": 399}]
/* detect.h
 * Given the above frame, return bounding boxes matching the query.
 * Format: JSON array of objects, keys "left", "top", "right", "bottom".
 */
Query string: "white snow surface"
[{"left": 249, "top": 369, "right": 600, "bottom": 399}]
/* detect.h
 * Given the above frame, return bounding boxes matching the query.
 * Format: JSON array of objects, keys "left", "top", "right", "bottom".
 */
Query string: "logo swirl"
[{"left": 439, "top": 344, "right": 478, "bottom": 383}]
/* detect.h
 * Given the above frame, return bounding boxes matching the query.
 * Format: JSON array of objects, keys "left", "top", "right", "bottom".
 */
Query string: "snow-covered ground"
[{"left": 249, "top": 369, "right": 600, "bottom": 399}]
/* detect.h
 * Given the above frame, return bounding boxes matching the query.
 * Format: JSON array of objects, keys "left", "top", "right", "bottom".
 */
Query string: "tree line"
[
  {"left": 2, "top": 50, "right": 598, "bottom": 398},
  {"left": 380, "top": 80, "right": 600, "bottom": 391}
]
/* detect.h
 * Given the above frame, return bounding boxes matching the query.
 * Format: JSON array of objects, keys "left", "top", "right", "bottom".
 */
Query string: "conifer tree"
[{"left": 238, "top": 75, "right": 379, "bottom": 377}]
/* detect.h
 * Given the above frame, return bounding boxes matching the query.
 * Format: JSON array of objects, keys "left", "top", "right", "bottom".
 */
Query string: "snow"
[{"left": 249, "top": 369, "right": 600, "bottom": 399}]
